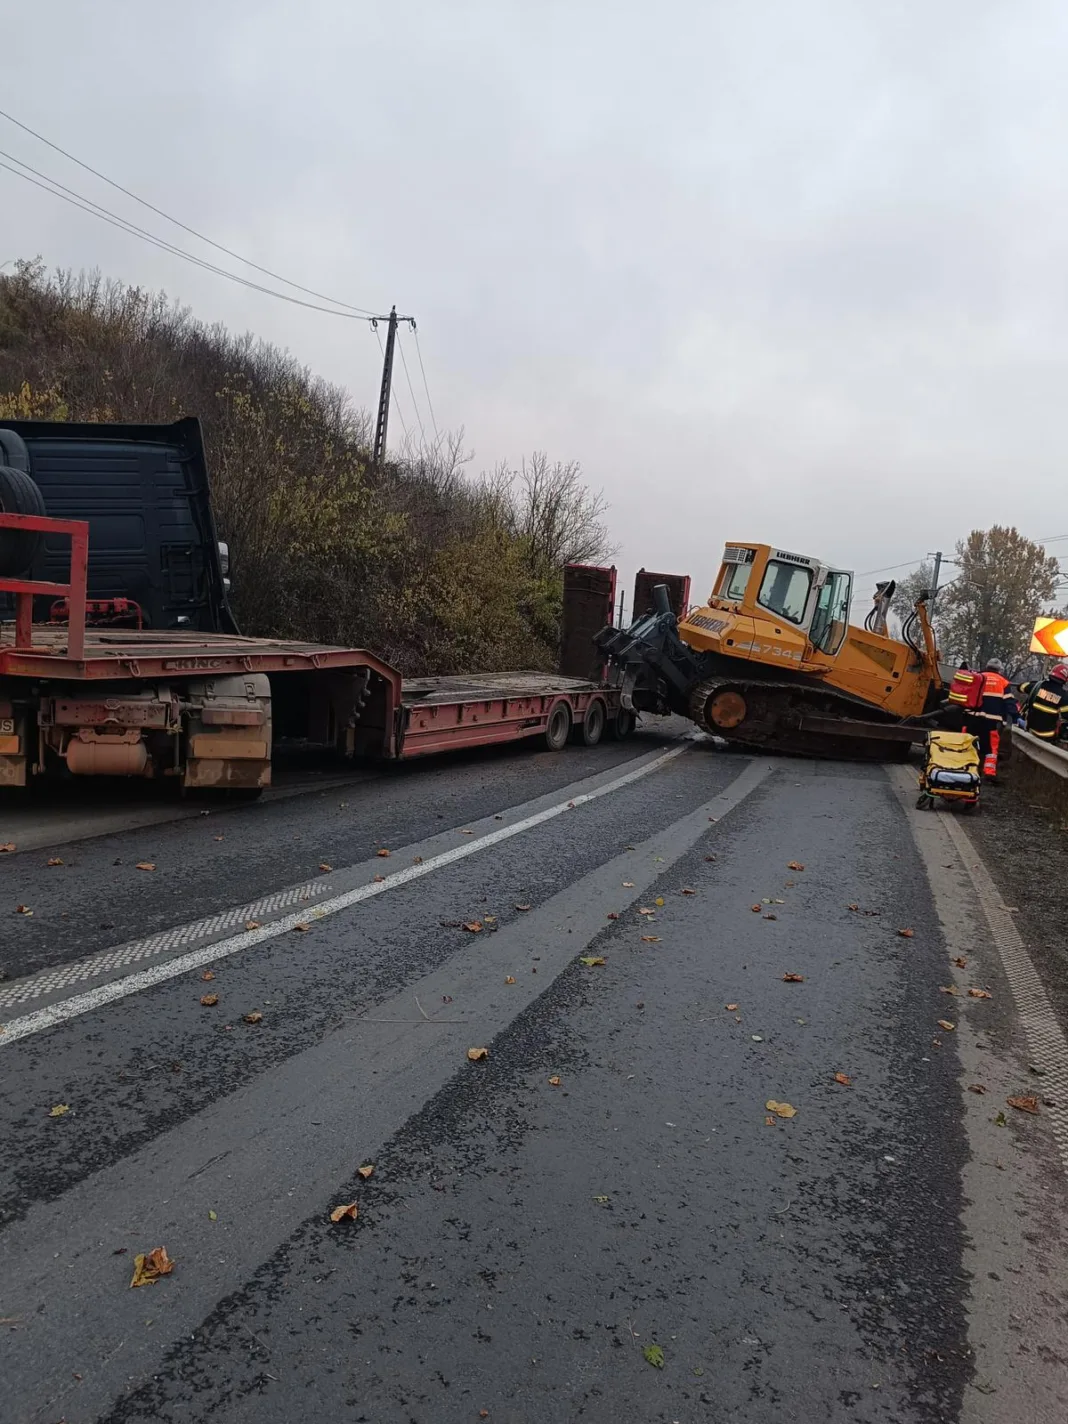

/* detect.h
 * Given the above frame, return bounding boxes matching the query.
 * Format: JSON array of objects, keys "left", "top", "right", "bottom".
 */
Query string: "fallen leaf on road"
[
  {"left": 968, "top": 988, "right": 992, "bottom": 999},
  {"left": 293, "top": 923, "right": 310, "bottom": 933},
  {"left": 357, "top": 1165, "right": 375, "bottom": 1180},
  {"left": 319, "top": 862, "right": 332, "bottom": 872},
  {"left": 638, "top": 907, "right": 655, "bottom": 916},
  {"left": 622, "top": 881, "right": 634, "bottom": 888},
  {"left": 376, "top": 849, "right": 391, "bottom": 858},
  {"left": 484, "top": 915, "right": 497, "bottom": 924},
  {"left": 897, "top": 928, "right": 915, "bottom": 938},
  {"left": 201, "top": 970, "right": 215, "bottom": 981},
  {"left": 763, "top": 913, "right": 778, "bottom": 921},
  {"left": 461, "top": 829, "right": 474, "bottom": 835},
  {"left": 462, "top": 921, "right": 483, "bottom": 933},
  {"left": 580, "top": 956, "right": 607, "bottom": 966},
  {"left": 766, "top": 1100, "right": 797, "bottom": 1119},
  {"left": 995, "top": 1110, "right": 1007, "bottom": 1126},
  {"left": 412, "top": 855, "right": 423, "bottom": 864},
  {"left": 130, "top": 1246, "right": 174, "bottom": 1287},
  {"left": 373, "top": 874, "right": 385, "bottom": 882},
  {"left": 725, "top": 1003, "right": 739, "bottom": 1011},
  {"left": 640, "top": 935, "right": 660, "bottom": 943},
  {"left": 937, "top": 1019, "right": 955, "bottom": 1031},
  {"left": 201, "top": 994, "right": 219, "bottom": 1007},
  {"left": 681, "top": 888, "right": 696, "bottom": 895},
  {"left": 847, "top": 903, "right": 859, "bottom": 911},
  {"left": 515, "top": 903, "right": 532, "bottom": 912},
  {"left": 467, "top": 1047, "right": 489, "bottom": 1061},
  {"left": 705, "top": 854, "right": 717, "bottom": 862},
  {"left": 243, "top": 1011, "right": 263, "bottom": 1024},
  {"left": 765, "top": 1115, "right": 776, "bottom": 1125},
  {"left": 643, "top": 1344, "right": 665, "bottom": 1369},
  {"left": 208, "top": 1209, "right": 217, "bottom": 1220},
  {"left": 213, "top": 835, "right": 224, "bottom": 841},
  {"left": 47, "top": 857, "right": 63, "bottom": 867},
  {"left": 592, "top": 1195, "right": 610, "bottom": 1203},
  {"left": 504, "top": 976, "right": 516, "bottom": 985},
  {"left": 655, "top": 896, "right": 664, "bottom": 907},
  {"left": 833, "top": 1073, "right": 852, "bottom": 1086},
  {"left": 15, "top": 905, "right": 32, "bottom": 915},
  {"left": 1007, "top": 1095, "right": 1040, "bottom": 1115},
  {"left": 606, "top": 912, "right": 619, "bottom": 920},
  {"left": 968, "top": 1083, "right": 987, "bottom": 1094},
  {"left": 329, "top": 1201, "right": 359, "bottom": 1222},
  {"left": 245, "top": 920, "right": 260, "bottom": 931},
  {"left": 784, "top": 880, "right": 796, "bottom": 888},
  {"left": 954, "top": 956, "right": 968, "bottom": 968},
  {"left": 48, "top": 1103, "right": 70, "bottom": 1117},
  {"left": 750, "top": 904, "right": 762, "bottom": 913},
  {"left": 135, "top": 862, "right": 156, "bottom": 872},
  {"left": 0, "top": 843, "right": 15, "bottom": 853},
  {"left": 787, "top": 861, "right": 805, "bottom": 871},
  {"left": 782, "top": 973, "right": 804, "bottom": 983},
  {"left": 548, "top": 1076, "right": 561, "bottom": 1086},
  {"left": 939, "top": 985, "right": 959, "bottom": 995}
]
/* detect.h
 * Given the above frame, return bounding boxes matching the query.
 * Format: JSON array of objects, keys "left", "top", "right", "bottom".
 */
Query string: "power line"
[
  {"left": 396, "top": 332, "right": 426, "bottom": 445},
  {"left": 0, "top": 153, "right": 375, "bottom": 320},
  {"left": 412, "top": 328, "right": 439, "bottom": 439},
  {"left": 0, "top": 106, "right": 377, "bottom": 316}
]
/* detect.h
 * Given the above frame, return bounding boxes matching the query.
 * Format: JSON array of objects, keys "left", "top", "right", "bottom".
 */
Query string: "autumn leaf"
[
  {"left": 681, "top": 888, "right": 696, "bottom": 895},
  {"left": 548, "top": 1076, "right": 562, "bottom": 1087},
  {"left": 897, "top": 928, "right": 915, "bottom": 938},
  {"left": 640, "top": 935, "right": 661, "bottom": 943},
  {"left": 580, "top": 955, "right": 607, "bottom": 966},
  {"left": 130, "top": 1246, "right": 174, "bottom": 1288},
  {"left": 0, "top": 842, "right": 15, "bottom": 853},
  {"left": 245, "top": 920, "right": 260, "bottom": 931},
  {"left": 14, "top": 904, "right": 32, "bottom": 915},
  {"left": 484, "top": 915, "right": 497, "bottom": 924},
  {"left": 592, "top": 1195, "right": 610, "bottom": 1203},
  {"left": 643, "top": 1344, "right": 665, "bottom": 1369},
  {"left": 750, "top": 904, "right": 762, "bottom": 913},
  {"left": 937, "top": 1019, "right": 955, "bottom": 1031},
  {"left": 319, "top": 862, "right": 332, "bottom": 872},
  {"left": 968, "top": 988, "right": 992, "bottom": 999},
  {"left": 504, "top": 975, "right": 516, "bottom": 985},
  {"left": 847, "top": 903, "right": 859, "bottom": 911},
  {"left": 357, "top": 1164, "right": 375, "bottom": 1180},
  {"left": 954, "top": 956, "right": 968, "bottom": 968},
  {"left": 765, "top": 1100, "right": 797, "bottom": 1119},
  {"left": 462, "top": 921, "right": 483, "bottom": 933},
  {"left": 655, "top": 896, "right": 665, "bottom": 907},
  {"left": 1007, "top": 1095, "right": 1040, "bottom": 1115},
  {"left": 200, "top": 993, "right": 219, "bottom": 1007},
  {"left": 47, "top": 857, "right": 63, "bottom": 867},
  {"left": 725, "top": 1003, "right": 739, "bottom": 1011},
  {"left": 995, "top": 1110, "right": 1007, "bottom": 1126},
  {"left": 201, "top": 970, "right": 215, "bottom": 981},
  {"left": 939, "top": 985, "right": 959, "bottom": 995},
  {"left": 213, "top": 834, "right": 224, "bottom": 841},
  {"left": 606, "top": 912, "right": 619, "bottom": 920},
  {"left": 135, "top": 862, "right": 156, "bottom": 872},
  {"left": 622, "top": 881, "right": 635, "bottom": 888},
  {"left": 787, "top": 861, "right": 805, "bottom": 871},
  {"left": 467, "top": 1046, "right": 489, "bottom": 1061},
  {"left": 515, "top": 903, "right": 532, "bottom": 912},
  {"left": 782, "top": 973, "right": 804, "bottom": 983},
  {"left": 329, "top": 1201, "right": 359, "bottom": 1222},
  {"left": 460, "top": 829, "right": 474, "bottom": 835},
  {"left": 763, "top": 913, "right": 778, "bottom": 921},
  {"left": 208, "top": 1209, "right": 217, "bottom": 1221},
  {"left": 243, "top": 1011, "right": 263, "bottom": 1024},
  {"left": 48, "top": 1103, "right": 70, "bottom": 1117},
  {"left": 833, "top": 1073, "right": 852, "bottom": 1086},
  {"left": 638, "top": 907, "right": 655, "bottom": 916},
  {"left": 968, "top": 1083, "right": 987, "bottom": 1095},
  {"left": 412, "top": 855, "right": 423, "bottom": 864},
  {"left": 373, "top": 874, "right": 385, "bottom": 882},
  {"left": 376, "top": 849, "right": 391, "bottom": 858}
]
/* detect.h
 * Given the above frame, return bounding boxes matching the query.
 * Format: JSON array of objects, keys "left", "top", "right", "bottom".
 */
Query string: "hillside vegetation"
[{"left": 0, "top": 261, "right": 613, "bottom": 673}]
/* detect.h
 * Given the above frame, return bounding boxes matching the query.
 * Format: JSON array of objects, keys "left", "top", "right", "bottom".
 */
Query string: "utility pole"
[
  {"left": 370, "top": 306, "right": 416, "bottom": 468},
  {"left": 928, "top": 550, "right": 943, "bottom": 605}
]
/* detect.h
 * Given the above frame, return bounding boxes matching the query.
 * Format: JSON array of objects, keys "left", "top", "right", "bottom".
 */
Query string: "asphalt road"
[{"left": 1, "top": 726, "right": 1067, "bottom": 1423}]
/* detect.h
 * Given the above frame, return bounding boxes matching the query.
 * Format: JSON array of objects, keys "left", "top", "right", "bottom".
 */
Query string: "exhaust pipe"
[{"left": 652, "top": 583, "right": 672, "bottom": 617}]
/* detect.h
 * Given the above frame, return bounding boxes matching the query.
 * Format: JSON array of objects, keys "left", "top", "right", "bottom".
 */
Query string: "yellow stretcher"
[{"left": 916, "top": 730, "right": 981, "bottom": 812}]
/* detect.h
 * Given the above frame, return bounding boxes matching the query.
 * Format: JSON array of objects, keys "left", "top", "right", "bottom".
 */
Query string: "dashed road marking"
[{"left": 0, "top": 743, "right": 689, "bottom": 1046}]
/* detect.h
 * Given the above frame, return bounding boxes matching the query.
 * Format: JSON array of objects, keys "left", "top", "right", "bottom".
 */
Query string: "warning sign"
[{"left": 1030, "top": 617, "right": 1068, "bottom": 656}]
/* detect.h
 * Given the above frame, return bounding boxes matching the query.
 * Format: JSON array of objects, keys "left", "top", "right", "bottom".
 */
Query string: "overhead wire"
[
  {"left": 396, "top": 332, "right": 427, "bottom": 446},
  {"left": 0, "top": 106, "right": 377, "bottom": 315},
  {"left": 412, "top": 328, "right": 439, "bottom": 439}
]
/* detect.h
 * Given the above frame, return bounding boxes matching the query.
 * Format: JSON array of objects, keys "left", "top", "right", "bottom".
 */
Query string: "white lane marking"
[
  {"left": 0, "top": 880, "right": 333, "bottom": 1012},
  {"left": 0, "top": 744, "right": 689, "bottom": 1045}
]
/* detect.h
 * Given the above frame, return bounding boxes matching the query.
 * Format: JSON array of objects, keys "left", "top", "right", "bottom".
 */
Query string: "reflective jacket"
[
  {"left": 978, "top": 670, "right": 1013, "bottom": 722},
  {"left": 1020, "top": 677, "right": 1067, "bottom": 739}
]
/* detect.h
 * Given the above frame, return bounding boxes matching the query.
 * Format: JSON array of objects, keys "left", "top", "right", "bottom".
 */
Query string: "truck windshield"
[
  {"left": 719, "top": 562, "right": 751, "bottom": 600},
  {"left": 809, "top": 570, "right": 852, "bottom": 654},
  {"left": 756, "top": 560, "right": 812, "bottom": 624}
]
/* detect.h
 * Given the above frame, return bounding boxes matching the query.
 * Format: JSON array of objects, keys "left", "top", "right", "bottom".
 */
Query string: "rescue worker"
[
  {"left": 1018, "top": 663, "right": 1068, "bottom": 741},
  {"left": 971, "top": 658, "right": 1015, "bottom": 780}
]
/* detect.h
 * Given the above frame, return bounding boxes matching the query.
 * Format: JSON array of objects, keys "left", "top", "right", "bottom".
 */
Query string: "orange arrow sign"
[{"left": 1031, "top": 618, "right": 1068, "bottom": 656}]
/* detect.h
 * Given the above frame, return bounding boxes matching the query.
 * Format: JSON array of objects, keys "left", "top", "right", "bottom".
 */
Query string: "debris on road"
[
  {"left": 0, "top": 842, "right": 15, "bottom": 853},
  {"left": 640, "top": 935, "right": 660, "bottom": 943},
  {"left": 135, "top": 862, "right": 156, "bottom": 872},
  {"left": 47, "top": 857, "right": 63, "bottom": 867},
  {"left": 515, "top": 903, "right": 532, "bottom": 912},
  {"left": 897, "top": 928, "right": 915, "bottom": 938},
  {"left": 243, "top": 1011, "right": 263, "bottom": 1024},
  {"left": 548, "top": 1076, "right": 562, "bottom": 1087},
  {"left": 357, "top": 1165, "right": 375, "bottom": 1180},
  {"left": 968, "top": 988, "right": 992, "bottom": 999},
  {"left": 787, "top": 861, "right": 805, "bottom": 871},
  {"left": 467, "top": 1047, "right": 489, "bottom": 1061},
  {"left": 462, "top": 921, "right": 483, "bottom": 933},
  {"left": 201, "top": 970, "right": 215, "bottom": 981},
  {"left": 201, "top": 994, "right": 220, "bottom": 1007},
  {"left": 766, "top": 1100, "right": 797, "bottom": 1118},
  {"left": 130, "top": 1247, "right": 174, "bottom": 1288},
  {"left": 643, "top": 1344, "right": 665, "bottom": 1368},
  {"left": 580, "top": 956, "right": 607, "bottom": 966},
  {"left": 782, "top": 973, "right": 804, "bottom": 982},
  {"left": 937, "top": 1019, "right": 955, "bottom": 1031},
  {"left": 833, "top": 1073, "right": 852, "bottom": 1086},
  {"left": 14, "top": 905, "right": 32, "bottom": 916},
  {"left": 725, "top": 1003, "right": 739, "bottom": 1011},
  {"left": 505, "top": 976, "right": 516, "bottom": 985},
  {"left": 48, "top": 1104, "right": 70, "bottom": 1117},
  {"left": 968, "top": 1084, "right": 987, "bottom": 1094},
  {"left": 376, "top": 849, "right": 391, "bottom": 858},
  {"left": 329, "top": 1201, "right": 359, "bottom": 1222},
  {"left": 1007, "top": 1095, "right": 1040, "bottom": 1115},
  {"left": 245, "top": 920, "right": 261, "bottom": 931},
  {"left": 319, "top": 862, "right": 332, "bottom": 872}
]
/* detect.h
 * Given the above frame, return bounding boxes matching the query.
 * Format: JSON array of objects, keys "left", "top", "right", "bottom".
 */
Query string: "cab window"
[
  {"left": 756, "top": 560, "right": 812, "bottom": 624},
  {"left": 809, "top": 570, "right": 852, "bottom": 654},
  {"left": 719, "top": 562, "right": 751, "bottom": 601}
]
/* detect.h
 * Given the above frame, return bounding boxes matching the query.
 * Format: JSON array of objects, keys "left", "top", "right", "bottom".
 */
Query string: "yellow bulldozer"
[{"left": 595, "top": 541, "right": 945, "bottom": 758}]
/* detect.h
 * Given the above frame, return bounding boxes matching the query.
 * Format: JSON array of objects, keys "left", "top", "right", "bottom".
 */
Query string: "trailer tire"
[
  {"left": 0, "top": 464, "right": 47, "bottom": 577},
  {"left": 580, "top": 698, "right": 606, "bottom": 746},
  {"left": 544, "top": 700, "right": 572, "bottom": 751},
  {"left": 607, "top": 707, "right": 636, "bottom": 741}
]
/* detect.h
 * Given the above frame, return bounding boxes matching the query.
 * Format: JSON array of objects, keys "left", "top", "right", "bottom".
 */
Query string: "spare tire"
[{"left": 0, "top": 465, "right": 47, "bottom": 577}]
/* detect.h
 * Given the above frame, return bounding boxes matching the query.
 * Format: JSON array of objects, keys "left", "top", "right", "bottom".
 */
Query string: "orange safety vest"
[{"left": 978, "top": 670, "right": 1011, "bottom": 722}]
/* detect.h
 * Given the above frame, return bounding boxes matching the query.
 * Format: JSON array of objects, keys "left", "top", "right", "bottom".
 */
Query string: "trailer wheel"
[
  {"left": 0, "top": 465, "right": 47, "bottom": 577},
  {"left": 544, "top": 700, "right": 572, "bottom": 751},
  {"left": 580, "top": 698, "right": 606, "bottom": 746},
  {"left": 607, "top": 707, "right": 636, "bottom": 741}
]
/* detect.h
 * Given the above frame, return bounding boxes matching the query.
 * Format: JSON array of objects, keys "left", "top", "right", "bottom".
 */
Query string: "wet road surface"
[{"left": 1, "top": 726, "right": 1066, "bottom": 1422}]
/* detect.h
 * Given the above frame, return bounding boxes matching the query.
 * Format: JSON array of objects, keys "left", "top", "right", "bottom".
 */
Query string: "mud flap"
[{"left": 182, "top": 674, "right": 272, "bottom": 790}]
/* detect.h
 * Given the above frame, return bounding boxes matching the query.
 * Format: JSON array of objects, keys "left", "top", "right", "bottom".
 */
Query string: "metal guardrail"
[{"left": 1011, "top": 726, "right": 1068, "bottom": 780}]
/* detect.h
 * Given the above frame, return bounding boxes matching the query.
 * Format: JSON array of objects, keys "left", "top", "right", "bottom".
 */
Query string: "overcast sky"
[{"left": 6, "top": 1, "right": 1068, "bottom": 607}]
